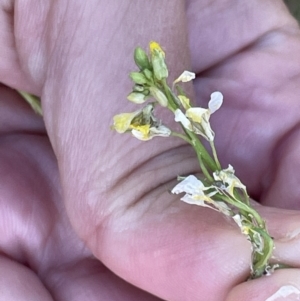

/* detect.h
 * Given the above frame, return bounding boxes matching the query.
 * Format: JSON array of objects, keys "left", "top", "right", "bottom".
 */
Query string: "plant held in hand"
[{"left": 112, "top": 41, "right": 282, "bottom": 279}]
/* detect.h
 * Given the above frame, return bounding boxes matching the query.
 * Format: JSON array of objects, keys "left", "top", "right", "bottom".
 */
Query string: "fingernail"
[{"left": 265, "top": 285, "right": 300, "bottom": 301}]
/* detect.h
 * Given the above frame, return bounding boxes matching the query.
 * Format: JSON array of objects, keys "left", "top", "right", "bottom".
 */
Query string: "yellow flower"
[
  {"left": 132, "top": 125, "right": 171, "bottom": 141},
  {"left": 149, "top": 41, "right": 165, "bottom": 57},
  {"left": 113, "top": 112, "right": 139, "bottom": 133},
  {"left": 113, "top": 104, "right": 171, "bottom": 141}
]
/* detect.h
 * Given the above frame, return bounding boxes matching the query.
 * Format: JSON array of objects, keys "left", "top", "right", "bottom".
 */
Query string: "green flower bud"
[
  {"left": 129, "top": 72, "right": 148, "bottom": 85},
  {"left": 133, "top": 84, "right": 145, "bottom": 92},
  {"left": 141, "top": 89, "right": 150, "bottom": 96},
  {"left": 152, "top": 53, "right": 168, "bottom": 81},
  {"left": 134, "top": 47, "right": 151, "bottom": 70},
  {"left": 127, "top": 92, "right": 146, "bottom": 104},
  {"left": 143, "top": 69, "right": 153, "bottom": 81},
  {"left": 149, "top": 86, "right": 168, "bottom": 107},
  {"left": 149, "top": 42, "right": 168, "bottom": 81}
]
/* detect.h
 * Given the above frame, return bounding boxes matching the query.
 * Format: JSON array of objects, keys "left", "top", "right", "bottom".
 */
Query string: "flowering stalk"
[{"left": 112, "top": 41, "right": 281, "bottom": 279}]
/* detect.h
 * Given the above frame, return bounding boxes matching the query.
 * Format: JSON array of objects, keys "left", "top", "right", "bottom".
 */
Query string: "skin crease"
[{"left": 0, "top": 0, "right": 300, "bottom": 300}]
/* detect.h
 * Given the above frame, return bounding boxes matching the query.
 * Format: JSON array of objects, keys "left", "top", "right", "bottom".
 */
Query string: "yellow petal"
[
  {"left": 113, "top": 113, "right": 136, "bottom": 133},
  {"left": 149, "top": 41, "right": 165, "bottom": 57},
  {"left": 185, "top": 107, "right": 208, "bottom": 123},
  {"left": 178, "top": 95, "right": 191, "bottom": 110},
  {"left": 131, "top": 124, "right": 151, "bottom": 140}
]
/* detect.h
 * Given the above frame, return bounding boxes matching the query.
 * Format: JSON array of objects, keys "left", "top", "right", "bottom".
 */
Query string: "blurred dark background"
[{"left": 285, "top": 0, "right": 300, "bottom": 22}]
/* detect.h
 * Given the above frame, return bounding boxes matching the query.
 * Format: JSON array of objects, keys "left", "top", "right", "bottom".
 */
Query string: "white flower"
[
  {"left": 174, "top": 109, "right": 193, "bottom": 131},
  {"left": 173, "top": 71, "right": 196, "bottom": 84},
  {"left": 172, "top": 175, "right": 232, "bottom": 216},
  {"left": 213, "top": 165, "right": 247, "bottom": 198},
  {"left": 174, "top": 91, "right": 223, "bottom": 141}
]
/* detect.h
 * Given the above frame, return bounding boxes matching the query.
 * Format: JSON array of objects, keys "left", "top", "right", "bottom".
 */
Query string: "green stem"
[
  {"left": 161, "top": 79, "right": 217, "bottom": 179},
  {"left": 250, "top": 227, "right": 274, "bottom": 278},
  {"left": 186, "top": 130, "right": 218, "bottom": 173},
  {"left": 161, "top": 79, "right": 178, "bottom": 111},
  {"left": 17, "top": 90, "right": 43, "bottom": 116},
  {"left": 171, "top": 132, "right": 193, "bottom": 144},
  {"left": 196, "top": 149, "right": 213, "bottom": 182},
  {"left": 217, "top": 193, "right": 273, "bottom": 278},
  {"left": 218, "top": 194, "right": 265, "bottom": 228},
  {"left": 210, "top": 141, "right": 221, "bottom": 170}
]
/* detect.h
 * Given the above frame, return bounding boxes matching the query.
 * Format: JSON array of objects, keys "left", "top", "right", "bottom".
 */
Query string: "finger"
[
  {"left": 3, "top": 1, "right": 194, "bottom": 299},
  {"left": 225, "top": 269, "right": 300, "bottom": 301},
  {"left": 187, "top": 0, "right": 296, "bottom": 72},
  {"left": 188, "top": 0, "right": 300, "bottom": 204},
  {"left": 0, "top": 0, "right": 49, "bottom": 93},
  {"left": 254, "top": 203, "right": 300, "bottom": 268},
  {"left": 0, "top": 88, "right": 161, "bottom": 301},
  {"left": 0, "top": 254, "right": 53, "bottom": 301},
  {"left": 0, "top": 84, "right": 45, "bottom": 134},
  {"left": 44, "top": 258, "right": 162, "bottom": 301}
]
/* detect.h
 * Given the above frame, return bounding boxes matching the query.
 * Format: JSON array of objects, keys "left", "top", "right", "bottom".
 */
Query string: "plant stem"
[
  {"left": 171, "top": 132, "right": 193, "bottom": 144},
  {"left": 210, "top": 141, "right": 221, "bottom": 170}
]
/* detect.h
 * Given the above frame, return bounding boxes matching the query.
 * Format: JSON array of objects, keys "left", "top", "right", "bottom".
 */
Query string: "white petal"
[
  {"left": 171, "top": 175, "right": 204, "bottom": 195},
  {"left": 185, "top": 107, "right": 208, "bottom": 123},
  {"left": 232, "top": 214, "right": 243, "bottom": 228},
  {"left": 208, "top": 91, "right": 223, "bottom": 113},
  {"left": 180, "top": 194, "right": 217, "bottom": 211},
  {"left": 213, "top": 201, "right": 232, "bottom": 216},
  {"left": 149, "top": 125, "right": 171, "bottom": 137},
  {"left": 131, "top": 129, "right": 151, "bottom": 141},
  {"left": 173, "top": 70, "right": 196, "bottom": 84},
  {"left": 174, "top": 109, "right": 192, "bottom": 130}
]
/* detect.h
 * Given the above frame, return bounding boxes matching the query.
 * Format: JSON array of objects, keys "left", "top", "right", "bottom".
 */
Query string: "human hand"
[
  {"left": 0, "top": 1, "right": 164, "bottom": 300},
  {"left": 1, "top": 1, "right": 300, "bottom": 301}
]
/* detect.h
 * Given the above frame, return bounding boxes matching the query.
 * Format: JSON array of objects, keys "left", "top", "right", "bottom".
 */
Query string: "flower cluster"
[{"left": 112, "top": 41, "right": 279, "bottom": 279}]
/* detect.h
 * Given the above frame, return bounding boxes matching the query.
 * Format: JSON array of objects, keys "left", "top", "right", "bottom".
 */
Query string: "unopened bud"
[
  {"left": 143, "top": 69, "right": 153, "bottom": 81},
  {"left": 149, "top": 86, "right": 168, "bottom": 107},
  {"left": 134, "top": 47, "right": 151, "bottom": 70},
  {"left": 129, "top": 72, "right": 148, "bottom": 85},
  {"left": 133, "top": 84, "right": 145, "bottom": 92},
  {"left": 149, "top": 41, "right": 168, "bottom": 81},
  {"left": 152, "top": 54, "right": 168, "bottom": 81},
  {"left": 127, "top": 92, "right": 146, "bottom": 104}
]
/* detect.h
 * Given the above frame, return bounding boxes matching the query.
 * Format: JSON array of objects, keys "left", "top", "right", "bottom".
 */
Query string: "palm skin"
[{"left": 1, "top": 1, "right": 300, "bottom": 301}]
